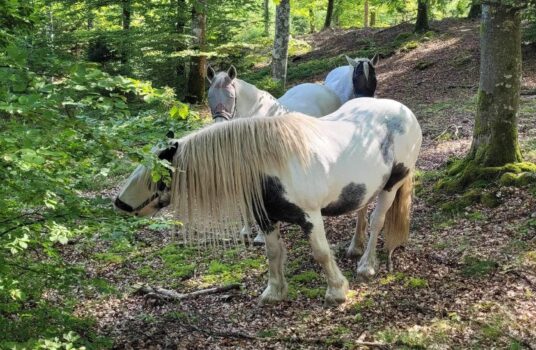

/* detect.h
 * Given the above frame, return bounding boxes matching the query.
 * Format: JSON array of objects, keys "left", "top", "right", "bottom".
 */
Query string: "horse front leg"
[
  {"left": 259, "top": 223, "right": 288, "bottom": 304},
  {"left": 357, "top": 190, "right": 398, "bottom": 280},
  {"left": 307, "top": 211, "right": 349, "bottom": 305},
  {"left": 346, "top": 207, "right": 368, "bottom": 258}
]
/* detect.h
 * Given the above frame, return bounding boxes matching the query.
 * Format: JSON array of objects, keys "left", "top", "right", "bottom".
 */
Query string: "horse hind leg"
[
  {"left": 346, "top": 207, "right": 368, "bottom": 258},
  {"left": 307, "top": 211, "right": 349, "bottom": 305},
  {"left": 357, "top": 174, "right": 413, "bottom": 279},
  {"left": 259, "top": 223, "right": 288, "bottom": 305},
  {"left": 356, "top": 189, "right": 398, "bottom": 280}
]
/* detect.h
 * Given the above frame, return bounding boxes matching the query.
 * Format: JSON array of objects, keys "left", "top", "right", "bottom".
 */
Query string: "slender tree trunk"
[
  {"left": 175, "top": 0, "right": 188, "bottom": 96},
  {"left": 272, "top": 0, "right": 290, "bottom": 88},
  {"left": 186, "top": 0, "right": 207, "bottom": 103},
  {"left": 467, "top": 1, "right": 481, "bottom": 19},
  {"left": 86, "top": 0, "right": 94, "bottom": 30},
  {"left": 324, "top": 0, "right": 334, "bottom": 29},
  {"left": 370, "top": 10, "right": 376, "bottom": 27},
  {"left": 468, "top": 4, "right": 522, "bottom": 166},
  {"left": 309, "top": 8, "right": 315, "bottom": 33},
  {"left": 414, "top": 0, "right": 429, "bottom": 33},
  {"left": 120, "top": 0, "right": 131, "bottom": 73},
  {"left": 364, "top": 0, "right": 369, "bottom": 28},
  {"left": 264, "top": 0, "right": 270, "bottom": 37}
]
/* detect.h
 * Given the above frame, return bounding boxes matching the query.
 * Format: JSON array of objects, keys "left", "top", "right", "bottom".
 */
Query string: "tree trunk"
[
  {"left": 175, "top": 0, "right": 188, "bottom": 96},
  {"left": 467, "top": 2, "right": 481, "bottom": 19},
  {"left": 264, "top": 0, "right": 270, "bottom": 37},
  {"left": 86, "top": 0, "right": 94, "bottom": 30},
  {"left": 414, "top": 0, "right": 429, "bottom": 33},
  {"left": 364, "top": 0, "right": 369, "bottom": 28},
  {"left": 120, "top": 0, "right": 131, "bottom": 73},
  {"left": 324, "top": 0, "right": 334, "bottom": 29},
  {"left": 468, "top": 4, "right": 522, "bottom": 166},
  {"left": 272, "top": 0, "right": 290, "bottom": 88},
  {"left": 370, "top": 10, "right": 376, "bottom": 27},
  {"left": 309, "top": 8, "right": 315, "bottom": 33},
  {"left": 186, "top": 0, "right": 207, "bottom": 104}
]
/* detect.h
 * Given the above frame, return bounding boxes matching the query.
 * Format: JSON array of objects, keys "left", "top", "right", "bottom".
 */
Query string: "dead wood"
[{"left": 135, "top": 283, "right": 241, "bottom": 302}]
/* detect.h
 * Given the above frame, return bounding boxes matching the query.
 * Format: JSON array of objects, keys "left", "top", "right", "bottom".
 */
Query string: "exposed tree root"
[
  {"left": 134, "top": 283, "right": 241, "bottom": 302},
  {"left": 436, "top": 159, "right": 536, "bottom": 193}
]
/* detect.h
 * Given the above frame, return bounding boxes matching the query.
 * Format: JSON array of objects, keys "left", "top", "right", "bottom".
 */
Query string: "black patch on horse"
[
  {"left": 155, "top": 142, "right": 179, "bottom": 190},
  {"left": 158, "top": 142, "right": 178, "bottom": 162},
  {"left": 321, "top": 183, "right": 366, "bottom": 216},
  {"left": 383, "top": 163, "right": 410, "bottom": 192},
  {"left": 255, "top": 176, "right": 313, "bottom": 235},
  {"left": 353, "top": 61, "right": 377, "bottom": 98}
]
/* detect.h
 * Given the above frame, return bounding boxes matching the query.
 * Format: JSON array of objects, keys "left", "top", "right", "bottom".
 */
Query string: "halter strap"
[{"left": 132, "top": 193, "right": 159, "bottom": 212}]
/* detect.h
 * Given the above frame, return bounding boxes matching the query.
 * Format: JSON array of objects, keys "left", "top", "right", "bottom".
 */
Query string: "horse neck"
[{"left": 236, "top": 80, "right": 289, "bottom": 118}]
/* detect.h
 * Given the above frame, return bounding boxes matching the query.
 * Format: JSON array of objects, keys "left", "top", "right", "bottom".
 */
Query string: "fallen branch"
[{"left": 135, "top": 283, "right": 241, "bottom": 302}]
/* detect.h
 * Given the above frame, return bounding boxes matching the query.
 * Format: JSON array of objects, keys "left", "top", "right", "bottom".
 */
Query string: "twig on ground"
[{"left": 134, "top": 283, "right": 241, "bottom": 302}]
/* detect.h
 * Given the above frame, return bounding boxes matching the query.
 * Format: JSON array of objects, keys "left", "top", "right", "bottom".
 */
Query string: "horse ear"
[
  {"left": 166, "top": 130, "right": 174, "bottom": 139},
  {"left": 346, "top": 55, "right": 357, "bottom": 67},
  {"left": 371, "top": 54, "right": 379, "bottom": 66},
  {"left": 207, "top": 65, "right": 216, "bottom": 83},
  {"left": 227, "top": 65, "right": 237, "bottom": 80},
  {"left": 158, "top": 142, "right": 179, "bottom": 162}
]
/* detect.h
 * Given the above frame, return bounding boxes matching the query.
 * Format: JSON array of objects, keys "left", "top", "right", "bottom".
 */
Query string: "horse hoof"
[
  {"left": 259, "top": 284, "right": 287, "bottom": 305},
  {"left": 345, "top": 248, "right": 364, "bottom": 259},
  {"left": 324, "top": 279, "right": 349, "bottom": 305},
  {"left": 252, "top": 234, "right": 265, "bottom": 246},
  {"left": 356, "top": 265, "right": 377, "bottom": 282}
]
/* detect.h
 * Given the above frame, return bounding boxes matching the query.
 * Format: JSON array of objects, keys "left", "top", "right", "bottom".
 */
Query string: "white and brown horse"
[{"left": 115, "top": 98, "right": 422, "bottom": 305}]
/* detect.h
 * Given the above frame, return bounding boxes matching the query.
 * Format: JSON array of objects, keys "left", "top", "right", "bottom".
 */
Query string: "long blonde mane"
[{"left": 171, "top": 113, "right": 320, "bottom": 242}]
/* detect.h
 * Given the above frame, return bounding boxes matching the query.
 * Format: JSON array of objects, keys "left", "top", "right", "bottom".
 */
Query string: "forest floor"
[{"left": 68, "top": 19, "right": 536, "bottom": 349}]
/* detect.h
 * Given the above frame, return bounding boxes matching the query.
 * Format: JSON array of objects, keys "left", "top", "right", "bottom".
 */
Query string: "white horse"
[
  {"left": 206, "top": 65, "right": 341, "bottom": 122},
  {"left": 115, "top": 98, "right": 422, "bottom": 305},
  {"left": 324, "top": 55, "right": 379, "bottom": 103},
  {"left": 207, "top": 65, "right": 342, "bottom": 244}
]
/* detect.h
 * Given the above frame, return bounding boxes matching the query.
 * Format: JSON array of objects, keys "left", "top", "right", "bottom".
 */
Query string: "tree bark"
[
  {"left": 86, "top": 0, "right": 94, "bottom": 30},
  {"left": 468, "top": 4, "right": 523, "bottom": 166},
  {"left": 264, "top": 0, "right": 270, "bottom": 37},
  {"left": 370, "top": 10, "right": 376, "bottom": 27},
  {"left": 175, "top": 0, "right": 188, "bottom": 96},
  {"left": 120, "top": 0, "right": 131, "bottom": 73},
  {"left": 309, "top": 7, "right": 315, "bottom": 33},
  {"left": 414, "top": 0, "right": 429, "bottom": 33},
  {"left": 467, "top": 2, "right": 481, "bottom": 19},
  {"left": 272, "top": 0, "right": 290, "bottom": 88},
  {"left": 364, "top": 0, "right": 369, "bottom": 28},
  {"left": 324, "top": 0, "right": 334, "bottom": 29},
  {"left": 186, "top": 0, "right": 207, "bottom": 104}
]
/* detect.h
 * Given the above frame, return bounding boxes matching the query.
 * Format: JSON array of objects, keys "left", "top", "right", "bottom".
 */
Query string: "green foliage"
[{"left": 0, "top": 34, "right": 200, "bottom": 346}]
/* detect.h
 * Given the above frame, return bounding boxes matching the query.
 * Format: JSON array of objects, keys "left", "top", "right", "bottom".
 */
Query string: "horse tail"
[{"left": 383, "top": 173, "right": 413, "bottom": 253}]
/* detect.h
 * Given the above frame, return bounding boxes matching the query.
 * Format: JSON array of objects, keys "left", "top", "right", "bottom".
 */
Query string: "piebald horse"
[
  {"left": 115, "top": 98, "right": 422, "bottom": 305},
  {"left": 324, "top": 55, "right": 379, "bottom": 103},
  {"left": 206, "top": 65, "right": 342, "bottom": 122},
  {"left": 207, "top": 65, "right": 342, "bottom": 244}
]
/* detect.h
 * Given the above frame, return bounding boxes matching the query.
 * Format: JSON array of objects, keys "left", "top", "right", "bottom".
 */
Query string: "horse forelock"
[{"left": 170, "top": 114, "right": 318, "bottom": 239}]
